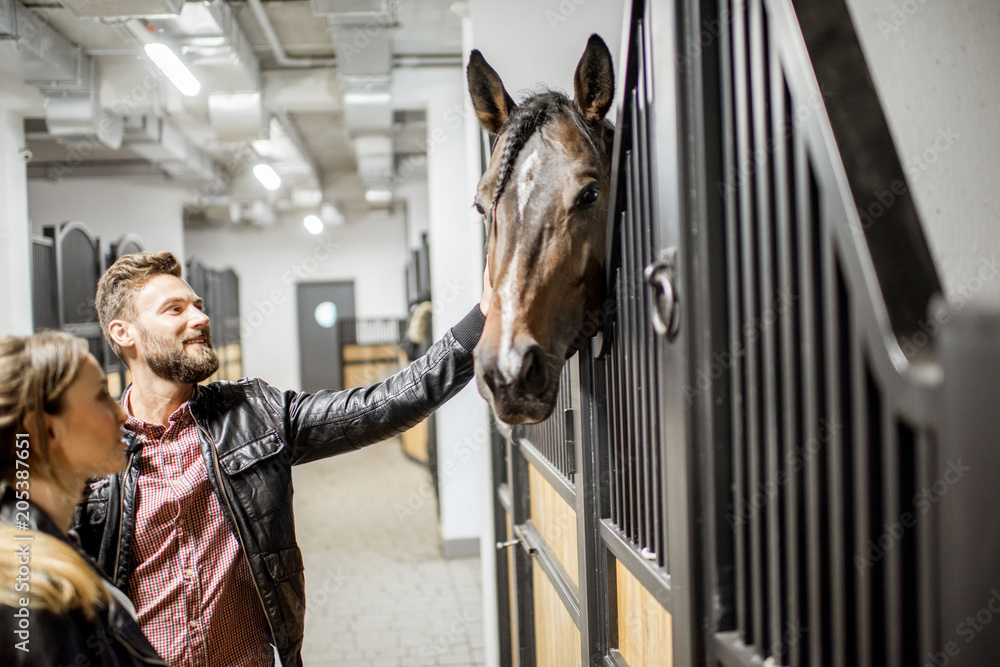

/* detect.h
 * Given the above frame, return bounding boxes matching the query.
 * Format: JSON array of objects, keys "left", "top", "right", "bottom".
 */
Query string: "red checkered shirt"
[{"left": 124, "top": 388, "right": 274, "bottom": 666}]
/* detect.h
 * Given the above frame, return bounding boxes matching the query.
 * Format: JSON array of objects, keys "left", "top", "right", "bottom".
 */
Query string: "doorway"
[{"left": 296, "top": 281, "right": 355, "bottom": 392}]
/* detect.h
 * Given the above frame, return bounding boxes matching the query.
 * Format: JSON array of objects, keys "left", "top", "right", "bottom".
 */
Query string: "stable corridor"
[{"left": 293, "top": 438, "right": 485, "bottom": 667}]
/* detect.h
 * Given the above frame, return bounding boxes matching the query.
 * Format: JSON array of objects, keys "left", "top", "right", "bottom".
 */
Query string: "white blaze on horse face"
[
  {"left": 517, "top": 149, "right": 540, "bottom": 220},
  {"left": 498, "top": 245, "right": 521, "bottom": 383}
]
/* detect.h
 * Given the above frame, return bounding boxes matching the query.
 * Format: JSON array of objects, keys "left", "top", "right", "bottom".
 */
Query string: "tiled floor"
[{"left": 293, "top": 438, "right": 485, "bottom": 667}]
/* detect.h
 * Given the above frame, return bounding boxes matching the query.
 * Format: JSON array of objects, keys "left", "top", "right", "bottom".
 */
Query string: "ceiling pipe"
[{"left": 246, "top": 0, "right": 336, "bottom": 68}]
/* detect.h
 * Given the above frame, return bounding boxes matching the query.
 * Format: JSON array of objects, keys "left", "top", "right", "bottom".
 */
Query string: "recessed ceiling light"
[{"left": 303, "top": 214, "right": 324, "bottom": 235}]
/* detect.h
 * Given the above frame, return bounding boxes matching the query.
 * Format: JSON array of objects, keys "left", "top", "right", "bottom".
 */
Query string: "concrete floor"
[{"left": 292, "top": 438, "right": 485, "bottom": 667}]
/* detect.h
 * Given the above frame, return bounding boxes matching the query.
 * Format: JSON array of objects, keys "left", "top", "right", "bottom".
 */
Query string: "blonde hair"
[
  {"left": 0, "top": 524, "right": 108, "bottom": 620},
  {"left": 0, "top": 332, "right": 109, "bottom": 618},
  {"left": 95, "top": 251, "right": 183, "bottom": 360}
]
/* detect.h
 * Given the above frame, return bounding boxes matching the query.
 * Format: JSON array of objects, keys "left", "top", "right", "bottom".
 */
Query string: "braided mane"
[{"left": 489, "top": 91, "right": 611, "bottom": 218}]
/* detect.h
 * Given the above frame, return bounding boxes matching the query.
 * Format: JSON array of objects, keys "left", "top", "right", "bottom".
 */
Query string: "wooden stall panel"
[
  {"left": 528, "top": 465, "right": 579, "bottom": 587},
  {"left": 507, "top": 513, "right": 519, "bottom": 667},
  {"left": 343, "top": 343, "right": 400, "bottom": 388},
  {"left": 401, "top": 418, "right": 429, "bottom": 463},
  {"left": 107, "top": 371, "right": 122, "bottom": 399},
  {"left": 533, "top": 560, "right": 581, "bottom": 667},
  {"left": 615, "top": 558, "right": 673, "bottom": 667}
]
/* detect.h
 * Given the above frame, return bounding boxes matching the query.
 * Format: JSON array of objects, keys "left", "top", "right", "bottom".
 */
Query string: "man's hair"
[{"left": 96, "top": 251, "right": 183, "bottom": 359}]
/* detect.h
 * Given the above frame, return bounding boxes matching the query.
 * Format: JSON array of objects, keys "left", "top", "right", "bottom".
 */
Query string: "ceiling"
[{"left": 4, "top": 0, "right": 465, "bottom": 226}]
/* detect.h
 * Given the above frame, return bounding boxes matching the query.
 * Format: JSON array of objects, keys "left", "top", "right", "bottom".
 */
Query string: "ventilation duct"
[
  {"left": 124, "top": 115, "right": 226, "bottom": 193},
  {"left": 341, "top": 82, "right": 393, "bottom": 136},
  {"left": 59, "top": 0, "right": 184, "bottom": 18},
  {"left": 0, "top": 0, "right": 124, "bottom": 149},
  {"left": 313, "top": 1, "right": 397, "bottom": 203},
  {"left": 44, "top": 61, "right": 124, "bottom": 150},
  {"left": 209, "top": 92, "right": 264, "bottom": 143},
  {"left": 310, "top": 0, "right": 393, "bottom": 25}
]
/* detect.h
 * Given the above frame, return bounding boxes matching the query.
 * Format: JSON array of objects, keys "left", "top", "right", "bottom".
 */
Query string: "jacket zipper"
[
  {"left": 197, "top": 422, "right": 278, "bottom": 650},
  {"left": 113, "top": 450, "right": 137, "bottom": 584}
]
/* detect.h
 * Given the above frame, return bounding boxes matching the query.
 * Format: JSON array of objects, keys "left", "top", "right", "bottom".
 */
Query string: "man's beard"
[{"left": 138, "top": 324, "right": 220, "bottom": 383}]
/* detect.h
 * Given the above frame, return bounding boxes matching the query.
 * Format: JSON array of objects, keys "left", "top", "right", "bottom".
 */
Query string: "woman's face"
[{"left": 49, "top": 353, "right": 128, "bottom": 482}]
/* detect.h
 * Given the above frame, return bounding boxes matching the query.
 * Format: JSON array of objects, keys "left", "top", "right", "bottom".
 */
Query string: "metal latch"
[{"left": 495, "top": 523, "right": 539, "bottom": 556}]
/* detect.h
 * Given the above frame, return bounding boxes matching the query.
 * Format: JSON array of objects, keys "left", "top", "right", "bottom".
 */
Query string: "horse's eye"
[
  {"left": 579, "top": 188, "right": 599, "bottom": 208},
  {"left": 473, "top": 202, "right": 486, "bottom": 216}
]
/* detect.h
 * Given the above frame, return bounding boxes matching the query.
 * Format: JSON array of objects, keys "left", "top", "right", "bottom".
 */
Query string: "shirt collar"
[{"left": 122, "top": 384, "right": 193, "bottom": 433}]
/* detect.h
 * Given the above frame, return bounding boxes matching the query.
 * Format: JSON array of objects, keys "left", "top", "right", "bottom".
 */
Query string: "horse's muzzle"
[{"left": 474, "top": 337, "right": 558, "bottom": 424}]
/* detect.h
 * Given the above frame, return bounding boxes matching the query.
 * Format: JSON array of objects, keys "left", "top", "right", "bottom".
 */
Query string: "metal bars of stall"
[
  {"left": 44, "top": 223, "right": 105, "bottom": 365},
  {"left": 31, "top": 237, "right": 59, "bottom": 332},
  {"left": 716, "top": 0, "right": 931, "bottom": 664},
  {"left": 602, "top": 10, "right": 668, "bottom": 573},
  {"left": 519, "top": 363, "right": 576, "bottom": 482}
]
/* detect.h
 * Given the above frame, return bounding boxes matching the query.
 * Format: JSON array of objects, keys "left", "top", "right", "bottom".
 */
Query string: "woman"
[{"left": 0, "top": 332, "right": 164, "bottom": 666}]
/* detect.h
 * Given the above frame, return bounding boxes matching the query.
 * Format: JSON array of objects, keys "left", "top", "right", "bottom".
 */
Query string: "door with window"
[{"left": 296, "top": 281, "right": 355, "bottom": 392}]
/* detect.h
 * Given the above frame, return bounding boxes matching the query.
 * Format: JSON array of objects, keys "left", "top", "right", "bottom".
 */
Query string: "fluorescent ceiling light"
[
  {"left": 144, "top": 43, "right": 201, "bottom": 97},
  {"left": 303, "top": 214, "right": 324, "bottom": 235},
  {"left": 365, "top": 189, "right": 392, "bottom": 204},
  {"left": 253, "top": 163, "right": 282, "bottom": 191},
  {"left": 343, "top": 91, "right": 392, "bottom": 105}
]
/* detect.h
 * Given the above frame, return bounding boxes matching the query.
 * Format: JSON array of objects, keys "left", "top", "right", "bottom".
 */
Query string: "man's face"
[{"left": 131, "top": 274, "right": 219, "bottom": 383}]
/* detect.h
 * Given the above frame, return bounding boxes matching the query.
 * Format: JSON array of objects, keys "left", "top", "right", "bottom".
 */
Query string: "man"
[{"left": 73, "top": 251, "right": 489, "bottom": 666}]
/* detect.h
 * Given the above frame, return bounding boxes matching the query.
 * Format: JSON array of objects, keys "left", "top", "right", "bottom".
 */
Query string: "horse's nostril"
[
  {"left": 518, "top": 346, "right": 549, "bottom": 396},
  {"left": 484, "top": 369, "right": 498, "bottom": 394}
]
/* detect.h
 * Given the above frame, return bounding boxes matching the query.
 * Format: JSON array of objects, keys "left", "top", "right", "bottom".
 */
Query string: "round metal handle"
[{"left": 644, "top": 250, "right": 680, "bottom": 340}]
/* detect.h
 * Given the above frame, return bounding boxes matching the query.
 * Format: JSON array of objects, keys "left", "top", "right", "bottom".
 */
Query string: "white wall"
[
  {"left": 0, "top": 109, "right": 33, "bottom": 337},
  {"left": 1, "top": 71, "right": 46, "bottom": 336},
  {"left": 392, "top": 64, "right": 491, "bottom": 555},
  {"left": 27, "top": 177, "right": 193, "bottom": 264},
  {"left": 185, "top": 212, "right": 408, "bottom": 391},
  {"left": 469, "top": 0, "right": 626, "bottom": 116},
  {"left": 845, "top": 0, "right": 1000, "bottom": 301},
  {"left": 396, "top": 168, "right": 430, "bottom": 251}
]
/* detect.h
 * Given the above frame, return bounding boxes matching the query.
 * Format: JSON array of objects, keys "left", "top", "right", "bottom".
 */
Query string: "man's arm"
[{"left": 268, "top": 305, "right": 486, "bottom": 465}]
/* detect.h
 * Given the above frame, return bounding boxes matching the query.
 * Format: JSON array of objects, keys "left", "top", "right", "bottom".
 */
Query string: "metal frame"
[
  {"left": 487, "top": 0, "right": 983, "bottom": 664},
  {"left": 45, "top": 221, "right": 105, "bottom": 366},
  {"left": 711, "top": 0, "right": 946, "bottom": 664}
]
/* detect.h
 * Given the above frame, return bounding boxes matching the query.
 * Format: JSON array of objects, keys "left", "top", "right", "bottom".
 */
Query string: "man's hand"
[{"left": 479, "top": 257, "right": 493, "bottom": 316}]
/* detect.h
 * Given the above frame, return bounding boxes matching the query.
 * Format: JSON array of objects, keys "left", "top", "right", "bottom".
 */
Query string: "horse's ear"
[
  {"left": 467, "top": 50, "right": 516, "bottom": 134},
  {"left": 573, "top": 34, "right": 615, "bottom": 123}
]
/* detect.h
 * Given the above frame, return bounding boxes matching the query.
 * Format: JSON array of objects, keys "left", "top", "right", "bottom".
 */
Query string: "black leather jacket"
[
  {"left": 0, "top": 487, "right": 165, "bottom": 666},
  {"left": 72, "top": 307, "right": 484, "bottom": 666}
]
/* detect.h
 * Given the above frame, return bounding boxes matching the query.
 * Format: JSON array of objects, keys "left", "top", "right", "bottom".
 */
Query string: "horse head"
[{"left": 467, "top": 35, "right": 615, "bottom": 425}]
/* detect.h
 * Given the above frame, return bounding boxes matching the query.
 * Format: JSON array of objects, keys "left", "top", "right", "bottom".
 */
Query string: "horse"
[{"left": 467, "top": 34, "right": 615, "bottom": 425}]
